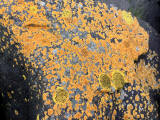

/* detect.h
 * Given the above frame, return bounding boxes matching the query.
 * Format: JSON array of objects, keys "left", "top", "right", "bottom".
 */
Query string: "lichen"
[
  {"left": 53, "top": 87, "right": 69, "bottom": 104},
  {"left": 0, "top": 0, "right": 159, "bottom": 119},
  {"left": 111, "top": 70, "right": 125, "bottom": 90},
  {"left": 99, "top": 73, "right": 111, "bottom": 91},
  {"left": 122, "top": 10, "right": 134, "bottom": 25}
]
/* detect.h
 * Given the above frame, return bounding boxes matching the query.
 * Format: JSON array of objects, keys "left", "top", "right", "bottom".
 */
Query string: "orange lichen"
[
  {"left": 0, "top": 0, "right": 159, "bottom": 119},
  {"left": 47, "top": 109, "right": 53, "bottom": 116},
  {"left": 14, "top": 109, "right": 19, "bottom": 116},
  {"left": 135, "top": 94, "right": 140, "bottom": 101},
  {"left": 42, "top": 93, "right": 48, "bottom": 101},
  {"left": 74, "top": 112, "right": 82, "bottom": 119}
]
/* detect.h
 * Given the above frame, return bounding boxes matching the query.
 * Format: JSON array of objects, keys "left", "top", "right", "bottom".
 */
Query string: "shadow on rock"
[{"left": 0, "top": 24, "right": 43, "bottom": 120}]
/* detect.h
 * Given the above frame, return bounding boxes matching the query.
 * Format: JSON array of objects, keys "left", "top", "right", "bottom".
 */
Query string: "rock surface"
[{"left": 0, "top": 0, "right": 160, "bottom": 120}]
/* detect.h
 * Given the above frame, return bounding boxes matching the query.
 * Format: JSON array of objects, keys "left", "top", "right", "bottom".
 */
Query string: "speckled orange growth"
[{"left": 0, "top": 0, "right": 159, "bottom": 119}]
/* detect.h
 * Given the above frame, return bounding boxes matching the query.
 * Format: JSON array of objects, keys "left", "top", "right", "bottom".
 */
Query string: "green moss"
[{"left": 128, "top": 8, "right": 144, "bottom": 19}]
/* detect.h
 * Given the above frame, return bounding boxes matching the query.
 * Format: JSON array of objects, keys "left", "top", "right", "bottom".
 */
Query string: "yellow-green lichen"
[
  {"left": 53, "top": 87, "right": 69, "bottom": 104},
  {"left": 122, "top": 10, "right": 134, "bottom": 25},
  {"left": 62, "top": 9, "right": 72, "bottom": 18},
  {"left": 112, "top": 71, "right": 125, "bottom": 90},
  {"left": 99, "top": 73, "right": 111, "bottom": 91}
]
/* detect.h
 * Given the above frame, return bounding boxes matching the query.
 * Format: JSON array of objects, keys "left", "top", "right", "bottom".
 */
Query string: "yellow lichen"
[
  {"left": 99, "top": 73, "right": 111, "bottom": 91},
  {"left": 53, "top": 87, "right": 69, "bottom": 104},
  {"left": 0, "top": 0, "right": 159, "bottom": 119},
  {"left": 111, "top": 70, "right": 126, "bottom": 90},
  {"left": 122, "top": 10, "right": 134, "bottom": 25},
  {"left": 62, "top": 9, "right": 72, "bottom": 18}
]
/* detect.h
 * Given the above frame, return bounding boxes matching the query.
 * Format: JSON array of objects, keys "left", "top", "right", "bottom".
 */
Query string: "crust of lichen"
[
  {"left": 99, "top": 73, "right": 111, "bottom": 91},
  {"left": 0, "top": 0, "right": 159, "bottom": 119},
  {"left": 53, "top": 87, "right": 69, "bottom": 104},
  {"left": 121, "top": 10, "right": 134, "bottom": 25},
  {"left": 111, "top": 70, "right": 125, "bottom": 90}
]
